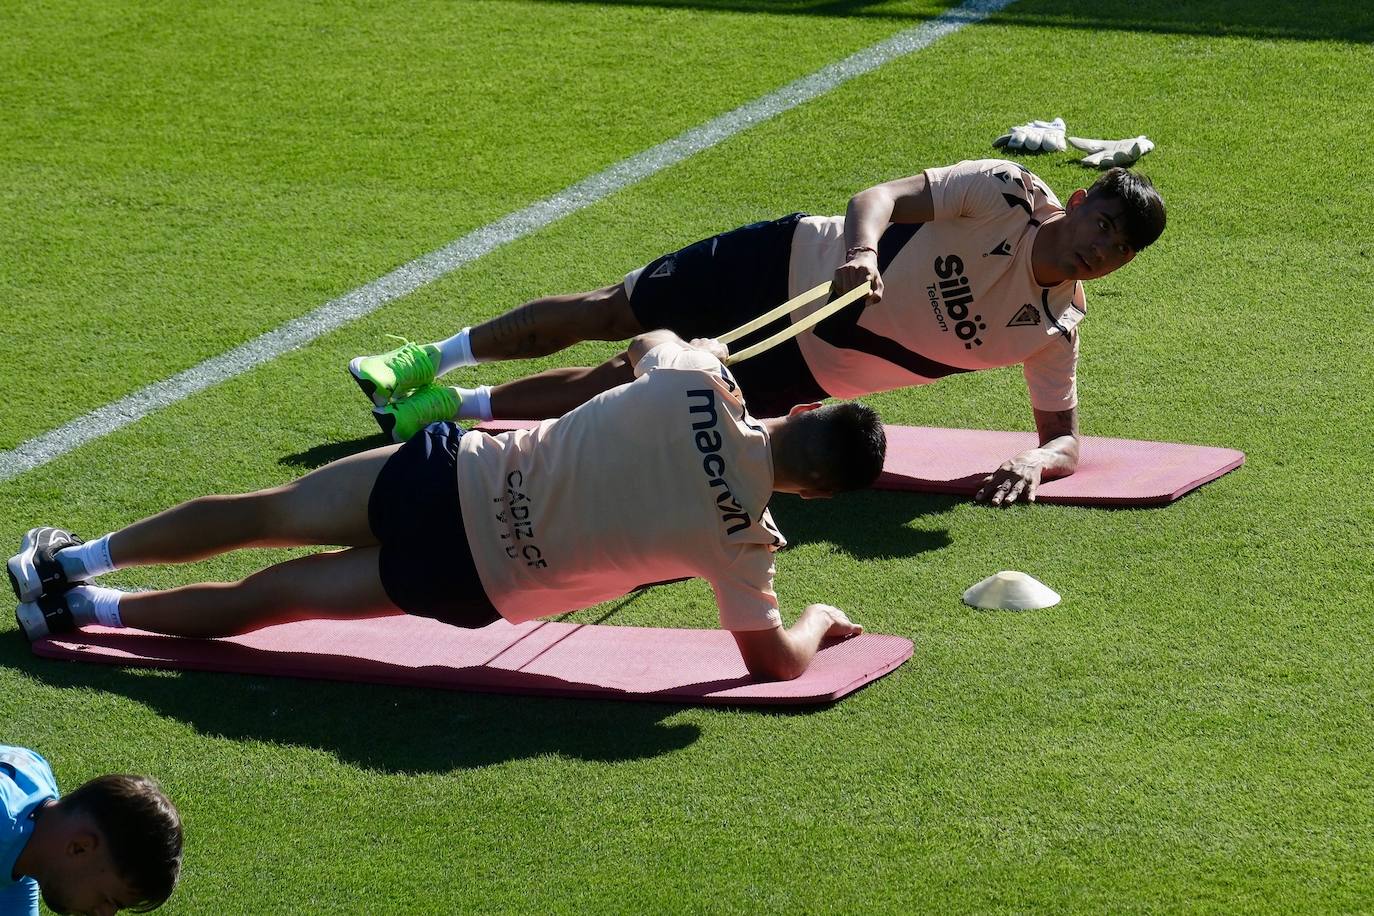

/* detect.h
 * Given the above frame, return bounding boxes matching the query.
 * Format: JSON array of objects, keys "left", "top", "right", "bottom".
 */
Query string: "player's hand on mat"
[
  {"left": 834, "top": 248, "right": 883, "bottom": 305},
  {"left": 688, "top": 337, "right": 730, "bottom": 362},
  {"left": 974, "top": 455, "right": 1046, "bottom": 506},
  {"left": 1068, "top": 135, "right": 1154, "bottom": 168},
  {"left": 806, "top": 603, "right": 863, "bottom": 638},
  {"left": 993, "top": 117, "right": 1067, "bottom": 153}
]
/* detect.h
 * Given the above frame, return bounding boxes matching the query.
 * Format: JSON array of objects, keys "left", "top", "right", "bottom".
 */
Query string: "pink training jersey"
[
  {"left": 455, "top": 342, "right": 786, "bottom": 631},
  {"left": 788, "top": 158, "right": 1086, "bottom": 410}
]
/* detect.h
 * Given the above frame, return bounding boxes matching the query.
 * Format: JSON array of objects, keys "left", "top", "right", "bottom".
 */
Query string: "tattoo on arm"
[{"left": 490, "top": 305, "right": 541, "bottom": 356}]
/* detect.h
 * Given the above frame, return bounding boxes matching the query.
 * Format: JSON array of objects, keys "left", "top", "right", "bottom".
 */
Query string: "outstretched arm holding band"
[{"left": 838, "top": 173, "right": 936, "bottom": 306}]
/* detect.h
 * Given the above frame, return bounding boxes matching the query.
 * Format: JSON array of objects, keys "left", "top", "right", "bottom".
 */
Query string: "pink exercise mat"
[
  {"left": 31, "top": 617, "right": 912, "bottom": 706},
  {"left": 476, "top": 422, "right": 1244, "bottom": 507}
]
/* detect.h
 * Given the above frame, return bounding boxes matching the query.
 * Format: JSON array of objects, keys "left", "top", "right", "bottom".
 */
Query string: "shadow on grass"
[
  {"left": 521, "top": 0, "right": 1372, "bottom": 42},
  {"left": 279, "top": 434, "right": 385, "bottom": 470},
  {"left": 3, "top": 639, "right": 700, "bottom": 774},
  {"left": 769, "top": 489, "right": 957, "bottom": 560}
]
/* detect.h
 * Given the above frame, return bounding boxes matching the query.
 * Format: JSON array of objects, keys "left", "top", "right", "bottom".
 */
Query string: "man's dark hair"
[
  {"left": 1085, "top": 167, "right": 1166, "bottom": 251},
  {"left": 789, "top": 402, "right": 887, "bottom": 493},
  {"left": 63, "top": 775, "right": 183, "bottom": 911}
]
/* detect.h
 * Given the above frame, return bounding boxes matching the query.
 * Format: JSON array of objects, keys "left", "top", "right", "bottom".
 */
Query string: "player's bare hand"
[
  {"left": 833, "top": 249, "right": 883, "bottom": 306},
  {"left": 974, "top": 454, "right": 1046, "bottom": 506},
  {"left": 688, "top": 337, "right": 730, "bottom": 362},
  {"left": 805, "top": 603, "right": 863, "bottom": 638}
]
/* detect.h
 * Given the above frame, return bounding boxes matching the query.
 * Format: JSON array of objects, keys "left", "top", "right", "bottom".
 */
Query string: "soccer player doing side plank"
[
  {"left": 11, "top": 333, "right": 887, "bottom": 682},
  {"left": 350, "top": 160, "right": 1165, "bottom": 505}
]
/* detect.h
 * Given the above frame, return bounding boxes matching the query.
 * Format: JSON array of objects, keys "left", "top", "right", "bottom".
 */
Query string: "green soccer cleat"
[
  {"left": 372, "top": 384, "right": 461, "bottom": 442},
  {"left": 348, "top": 341, "right": 440, "bottom": 406}
]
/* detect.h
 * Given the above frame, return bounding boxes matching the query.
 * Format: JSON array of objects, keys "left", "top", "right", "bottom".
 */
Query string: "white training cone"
[{"left": 962, "top": 571, "right": 1061, "bottom": 611}]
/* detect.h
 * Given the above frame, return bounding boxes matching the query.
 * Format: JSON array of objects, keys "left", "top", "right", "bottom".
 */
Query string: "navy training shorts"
[
  {"left": 368, "top": 421, "right": 502, "bottom": 629},
  {"left": 627, "top": 213, "right": 829, "bottom": 418}
]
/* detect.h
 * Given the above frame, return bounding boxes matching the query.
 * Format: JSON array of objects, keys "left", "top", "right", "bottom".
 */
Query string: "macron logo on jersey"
[{"left": 686, "top": 388, "right": 751, "bottom": 536}]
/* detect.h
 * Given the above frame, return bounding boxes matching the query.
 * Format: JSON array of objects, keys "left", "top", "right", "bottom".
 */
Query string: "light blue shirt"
[{"left": 1, "top": 745, "right": 59, "bottom": 916}]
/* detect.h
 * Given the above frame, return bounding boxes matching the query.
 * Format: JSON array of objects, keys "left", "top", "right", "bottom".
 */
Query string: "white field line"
[{"left": 0, "top": 0, "right": 1016, "bottom": 484}]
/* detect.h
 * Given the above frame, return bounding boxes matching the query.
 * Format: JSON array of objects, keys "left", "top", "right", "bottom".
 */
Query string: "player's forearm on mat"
[
  {"left": 737, "top": 608, "right": 837, "bottom": 681},
  {"left": 1031, "top": 407, "right": 1079, "bottom": 477},
  {"left": 1017, "top": 436, "right": 1079, "bottom": 479}
]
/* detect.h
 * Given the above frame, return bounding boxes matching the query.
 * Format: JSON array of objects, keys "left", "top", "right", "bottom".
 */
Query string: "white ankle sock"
[
  {"left": 56, "top": 534, "right": 117, "bottom": 580},
  {"left": 452, "top": 385, "right": 494, "bottom": 421},
  {"left": 433, "top": 327, "right": 477, "bottom": 376},
  {"left": 66, "top": 585, "right": 125, "bottom": 628}
]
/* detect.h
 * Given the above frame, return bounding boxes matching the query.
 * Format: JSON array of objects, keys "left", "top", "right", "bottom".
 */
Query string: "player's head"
[
  {"left": 770, "top": 402, "right": 886, "bottom": 498},
  {"left": 39, "top": 775, "right": 183, "bottom": 914},
  {"left": 1057, "top": 168, "right": 1166, "bottom": 281}
]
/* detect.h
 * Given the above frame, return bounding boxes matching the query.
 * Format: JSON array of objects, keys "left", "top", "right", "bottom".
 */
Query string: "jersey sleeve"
[
  {"left": 710, "top": 545, "right": 783, "bottom": 632},
  {"left": 926, "top": 159, "right": 1023, "bottom": 221},
  {"left": 0, "top": 878, "right": 39, "bottom": 915},
  {"left": 634, "top": 340, "right": 724, "bottom": 377},
  {"left": 1022, "top": 328, "right": 1079, "bottom": 411}
]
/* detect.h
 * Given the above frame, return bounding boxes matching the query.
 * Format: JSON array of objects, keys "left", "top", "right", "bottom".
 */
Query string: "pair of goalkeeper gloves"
[{"left": 993, "top": 117, "right": 1154, "bottom": 168}]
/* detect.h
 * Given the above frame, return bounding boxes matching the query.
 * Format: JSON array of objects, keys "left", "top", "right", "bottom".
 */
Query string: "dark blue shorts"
[
  {"left": 368, "top": 422, "right": 501, "bottom": 628},
  {"left": 628, "top": 213, "right": 829, "bottom": 418}
]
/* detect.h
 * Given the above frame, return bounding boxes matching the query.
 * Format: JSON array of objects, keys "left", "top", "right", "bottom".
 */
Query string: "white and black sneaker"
[
  {"left": 8, "top": 527, "right": 85, "bottom": 603},
  {"left": 15, "top": 591, "right": 78, "bottom": 641}
]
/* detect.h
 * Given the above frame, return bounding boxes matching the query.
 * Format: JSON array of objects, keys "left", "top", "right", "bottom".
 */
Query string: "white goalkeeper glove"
[
  {"left": 1068, "top": 135, "right": 1154, "bottom": 168},
  {"left": 992, "top": 117, "right": 1067, "bottom": 153}
]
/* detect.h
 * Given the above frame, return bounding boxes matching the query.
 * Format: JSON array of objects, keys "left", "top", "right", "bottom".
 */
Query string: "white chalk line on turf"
[{"left": 0, "top": 0, "right": 1016, "bottom": 484}]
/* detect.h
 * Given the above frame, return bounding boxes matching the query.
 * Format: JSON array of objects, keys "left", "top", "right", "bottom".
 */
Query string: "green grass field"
[{"left": 3, "top": 0, "right": 1373, "bottom": 911}]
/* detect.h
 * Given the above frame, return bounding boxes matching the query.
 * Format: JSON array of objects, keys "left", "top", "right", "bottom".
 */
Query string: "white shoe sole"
[
  {"left": 7, "top": 528, "right": 43, "bottom": 603},
  {"left": 15, "top": 601, "right": 50, "bottom": 641}
]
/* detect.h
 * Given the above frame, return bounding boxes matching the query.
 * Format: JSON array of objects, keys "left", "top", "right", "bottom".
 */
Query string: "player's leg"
[
  {"left": 93, "top": 473, "right": 499, "bottom": 639},
  {"left": 108, "top": 444, "right": 396, "bottom": 568},
  {"left": 486, "top": 354, "right": 635, "bottom": 420},
  {"left": 467, "top": 284, "right": 641, "bottom": 363},
  {"left": 348, "top": 284, "right": 642, "bottom": 407},
  {"left": 19, "top": 445, "right": 399, "bottom": 598},
  {"left": 16, "top": 422, "right": 502, "bottom": 641},
  {"left": 364, "top": 213, "right": 810, "bottom": 431},
  {"left": 475, "top": 215, "right": 821, "bottom": 420},
  {"left": 115, "top": 546, "right": 401, "bottom": 638},
  {"left": 351, "top": 219, "right": 742, "bottom": 413},
  {"left": 369, "top": 353, "right": 637, "bottom": 436}
]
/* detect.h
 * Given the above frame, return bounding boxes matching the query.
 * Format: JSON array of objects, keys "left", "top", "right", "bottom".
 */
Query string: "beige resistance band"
[{"left": 722, "top": 280, "right": 872, "bottom": 366}]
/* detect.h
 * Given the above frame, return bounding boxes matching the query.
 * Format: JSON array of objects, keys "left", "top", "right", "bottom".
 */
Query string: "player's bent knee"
[
  {"left": 246, "top": 486, "right": 301, "bottom": 535},
  {"left": 590, "top": 353, "right": 635, "bottom": 385},
  {"left": 580, "top": 284, "right": 641, "bottom": 341}
]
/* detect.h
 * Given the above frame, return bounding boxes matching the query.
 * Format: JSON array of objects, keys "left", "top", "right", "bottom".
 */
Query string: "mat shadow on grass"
[{"left": 4, "top": 640, "right": 699, "bottom": 774}]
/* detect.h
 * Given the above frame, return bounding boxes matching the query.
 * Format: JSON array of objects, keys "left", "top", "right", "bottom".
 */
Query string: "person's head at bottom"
[
  {"left": 26, "top": 775, "right": 182, "bottom": 915},
  {"left": 768, "top": 401, "right": 887, "bottom": 499}
]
